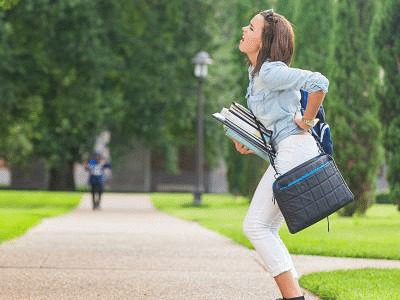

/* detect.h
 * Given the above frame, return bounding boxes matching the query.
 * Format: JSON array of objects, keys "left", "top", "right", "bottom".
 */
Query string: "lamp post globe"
[
  {"left": 192, "top": 51, "right": 212, "bottom": 205},
  {"left": 193, "top": 51, "right": 212, "bottom": 78}
]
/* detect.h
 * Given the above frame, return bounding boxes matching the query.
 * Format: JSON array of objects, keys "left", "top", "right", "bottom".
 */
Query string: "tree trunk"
[
  {"left": 395, "top": 53, "right": 400, "bottom": 74},
  {"left": 48, "top": 167, "right": 65, "bottom": 190},
  {"left": 65, "top": 160, "right": 75, "bottom": 191},
  {"left": 48, "top": 161, "right": 75, "bottom": 191}
]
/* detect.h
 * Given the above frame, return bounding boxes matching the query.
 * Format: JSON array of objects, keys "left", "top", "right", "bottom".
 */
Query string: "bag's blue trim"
[{"left": 279, "top": 161, "right": 331, "bottom": 191}]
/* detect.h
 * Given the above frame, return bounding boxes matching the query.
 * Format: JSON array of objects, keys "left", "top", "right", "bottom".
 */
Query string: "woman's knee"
[
  {"left": 243, "top": 216, "right": 266, "bottom": 240},
  {"left": 242, "top": 217, "right": 253, "bottom": 239},
  {"left": 243, "top": 214, "right": 281, "bottom": 241}
]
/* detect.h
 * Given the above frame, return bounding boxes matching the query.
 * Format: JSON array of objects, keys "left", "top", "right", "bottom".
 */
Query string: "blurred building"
[
  {"left": 77, "top": 131, "right": 229, "bottom": 193},
  {"left": 0, "top": 131, "right": 391, "bottom": 195},
  {"left": 106, "top": 139, "right": 229, "bottom": 193},
  {"left": 0, "top": 131, "right": 229, "bottom": 193}
]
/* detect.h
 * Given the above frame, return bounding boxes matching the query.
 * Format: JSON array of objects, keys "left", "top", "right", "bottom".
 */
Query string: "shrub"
[{"left": 375, "top": 193, "right": 396, "bottom": 204}]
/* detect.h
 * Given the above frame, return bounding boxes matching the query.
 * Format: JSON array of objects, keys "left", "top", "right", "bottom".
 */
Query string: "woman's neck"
[{"left": 248, "top": 53, "right": 257, "bottom": 66}]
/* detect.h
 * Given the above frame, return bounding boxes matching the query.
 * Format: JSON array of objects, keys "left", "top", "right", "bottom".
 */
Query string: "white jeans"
[{"left": 243, "top": 133, "right": 320, "bottom": 278}]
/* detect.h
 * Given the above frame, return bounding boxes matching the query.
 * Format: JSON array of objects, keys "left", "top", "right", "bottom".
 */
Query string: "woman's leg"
[
  {"left": 243, "top": 134, "right": 319, "bottom": 298},
  {"left": 243, "top": 166, "right": 302, "bottom": 298},
  {"left": 273, "top": 134, "right": 320, "bottom": 298},
  {"left": 274, "top": 271, "right": 302, "bottom": 299}
]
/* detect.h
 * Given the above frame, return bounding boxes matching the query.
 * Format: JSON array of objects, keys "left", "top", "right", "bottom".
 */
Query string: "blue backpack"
[{"left": 300, "top": 90, "right": 333, "bottom": 155}]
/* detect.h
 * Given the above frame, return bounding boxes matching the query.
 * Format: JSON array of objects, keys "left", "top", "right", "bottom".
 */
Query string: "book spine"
[
  {"left": 224, "top": 118, "right": 270, "bottom": 150},
  {"left": 223, "top": 110, "right": 271, "bottom": 143}
]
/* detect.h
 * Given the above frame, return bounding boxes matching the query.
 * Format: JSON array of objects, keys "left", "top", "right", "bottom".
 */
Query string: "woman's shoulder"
[
  {"left": 262, "top": 60, "right": 287, "bottom": 68},
  {"left": 258, "top": 60, "right": 287, "bottom": 78},
  {"left": 261, "top": 60, "right": 287, "bottom": 71}
]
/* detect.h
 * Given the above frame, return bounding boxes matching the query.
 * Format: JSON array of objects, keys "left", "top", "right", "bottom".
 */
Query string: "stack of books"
[{"left": 212, "top": 102, "right": 274, "bottom": 161}]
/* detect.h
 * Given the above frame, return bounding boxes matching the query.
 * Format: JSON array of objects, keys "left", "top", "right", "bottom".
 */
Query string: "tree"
[
  {"left": 376, "top": 0, "right": 400, "bottom": 211},
  {"left": 1, "top": 0, "right": 230, "bottom": 191},
  {"left": 109, "top": 0, "right": 225, "bottom": 173},
  {"left": 0, "top": 0, "right": 21, "bottom": 10},
  {"left": 328, "top": 0, "right": 384, "bottom": 216},
  {"left": 274, "top": 0, "right": 336, "bottom": 78},
  {"left": 0, "top": 0, "right": 123, "bottom": 190}
]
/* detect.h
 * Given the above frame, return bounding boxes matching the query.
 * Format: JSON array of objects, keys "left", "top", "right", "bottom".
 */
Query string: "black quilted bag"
[
  {"left": 272, "top": 153, "right": 354, "bottom": 234},
  {"left": 251, "top": 112, "right": 354, "bottom": 234}
]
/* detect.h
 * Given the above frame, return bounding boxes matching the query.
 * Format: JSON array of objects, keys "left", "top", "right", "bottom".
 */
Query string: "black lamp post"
[{"left": 192, "top": 51, "right": 212, "bottom": 206}]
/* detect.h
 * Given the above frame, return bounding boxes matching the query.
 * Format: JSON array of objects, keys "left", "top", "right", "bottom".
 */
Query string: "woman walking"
[{"left": 235, "top": 9, "right": 329, "bottom": 300}]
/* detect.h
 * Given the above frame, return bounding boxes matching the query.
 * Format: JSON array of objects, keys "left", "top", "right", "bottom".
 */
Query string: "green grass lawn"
[
  {"left": 151, "top": 193, "right": 400, "bottom": 299},
  {"left": 280, "top": 204, "right": 400, "bottom": 260},
  {"left": 300, "top": 269, "right": 400, "bottom": 300},
  {"left": 0, "top": 190, "right": 82, "bottom": 243},
  {"left": 151, "top": 193, "right": 400, "bottom": 260},
  {"left": 152, "top": 193, "right": 252, "bottom": 247}
]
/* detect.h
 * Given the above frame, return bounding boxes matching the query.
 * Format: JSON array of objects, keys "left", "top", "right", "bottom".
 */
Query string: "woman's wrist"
[{"left": 302, "top": 117, "right": 315, "bottom": 127}]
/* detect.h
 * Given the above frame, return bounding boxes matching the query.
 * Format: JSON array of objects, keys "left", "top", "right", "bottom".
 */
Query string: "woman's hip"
[{"left": 274, "top": 133, "right": 320, "bottom": 175}]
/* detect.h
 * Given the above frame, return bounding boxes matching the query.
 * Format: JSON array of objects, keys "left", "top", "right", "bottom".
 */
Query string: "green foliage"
[
  {"left": 375, "top": 193, "right": 396, "bottom": 204},
  {"left": 376, "top": 0, "right": 400, "bottom": 212},
  {"left": 300, "top": 269, "right": 400, "bottom": 300},
  {"left": 0, "top": 0, "right": 123, "bottom": 172},
  {"left": 386, "top": 117, "right": 400, "bottom": 210},
  {"left": 327, "top": 0, "right": 384, "bottom": 216},
  {"left": 109, "top": 0, "right": 225, "bottom": 170},
  {"left": 0, "top": 0, "right": 21, "bottom": 10},
  {"left": 0, "top": 0, "right": 390, "bottom": 198},
  {"left": 274, "top": 0, "right": 337, "bottom": 120}
]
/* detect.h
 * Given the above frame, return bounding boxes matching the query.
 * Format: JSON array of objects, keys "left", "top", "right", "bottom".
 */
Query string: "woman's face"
[{"left": 239, "top": 14, "right": 264, "bottom": 58}]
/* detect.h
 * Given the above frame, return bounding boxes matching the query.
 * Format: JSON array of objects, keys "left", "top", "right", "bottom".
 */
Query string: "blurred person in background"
[{"left": 84, "top": 152, "right": 111, "bottom": 210}]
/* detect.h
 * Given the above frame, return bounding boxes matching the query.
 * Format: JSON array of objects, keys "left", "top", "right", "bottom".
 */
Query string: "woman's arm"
[
  {"left": 294, "top": 90, "right": 326, "bottom": 129},
  {"left": 259, "top": 61, "right": 328, "bottom": 130},
  {"left": 259, "top": 61, "right": 329, "bottom": 94}
]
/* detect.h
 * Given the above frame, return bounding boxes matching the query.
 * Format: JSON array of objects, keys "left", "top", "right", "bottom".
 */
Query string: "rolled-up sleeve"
[{"left": 259, "top": 61, "right": 329, "bottom": 94}]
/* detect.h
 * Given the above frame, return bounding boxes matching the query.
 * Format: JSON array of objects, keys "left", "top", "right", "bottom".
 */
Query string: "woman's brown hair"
[{"left": 252, "top": 9, "right": 295, "bottom": 76}]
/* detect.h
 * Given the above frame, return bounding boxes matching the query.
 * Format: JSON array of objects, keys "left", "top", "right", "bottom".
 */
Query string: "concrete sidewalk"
[{"left": 0, "top": 194, "right": 399, "bottom": 300}]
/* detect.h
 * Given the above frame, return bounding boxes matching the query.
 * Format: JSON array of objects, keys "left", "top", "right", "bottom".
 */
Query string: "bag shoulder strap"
[{"left": 249, "top": 110, "right": 279, "bottom": 174}]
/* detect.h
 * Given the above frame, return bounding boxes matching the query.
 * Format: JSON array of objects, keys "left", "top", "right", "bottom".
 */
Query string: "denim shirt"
[{"left": 246, "top": 60, "right": 329, "bottom": 147}]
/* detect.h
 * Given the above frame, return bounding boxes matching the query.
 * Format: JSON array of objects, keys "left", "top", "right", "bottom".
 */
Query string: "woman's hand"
[
  {"left": 294, "top": 112, "right": 318, "bottom": 130},
  {"left": 232, "top": 139, "right": 254, "bottom": 155},
  {"left": 296, "top": 90, "right": 325, "bottom": 129}
]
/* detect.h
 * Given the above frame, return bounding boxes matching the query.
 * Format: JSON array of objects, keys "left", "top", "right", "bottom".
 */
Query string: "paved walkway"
[{"left": 0, "top": 193, "right": 399, "bottom": 300}]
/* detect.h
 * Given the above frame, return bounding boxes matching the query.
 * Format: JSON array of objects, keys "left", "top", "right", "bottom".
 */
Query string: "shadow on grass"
[{"left": 180, "top": 203, "right": 210, "bottom": 209}]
